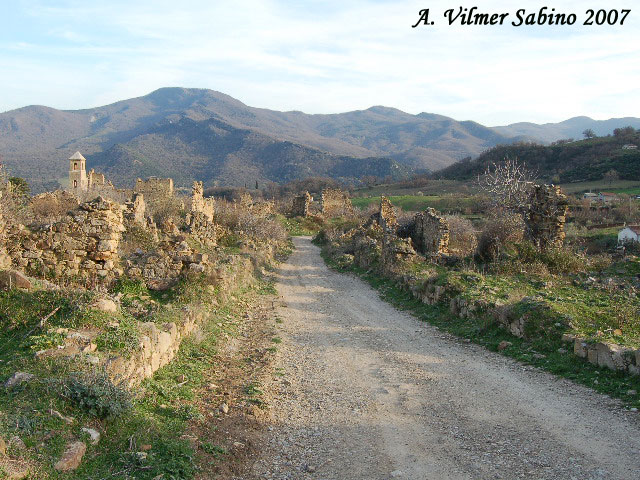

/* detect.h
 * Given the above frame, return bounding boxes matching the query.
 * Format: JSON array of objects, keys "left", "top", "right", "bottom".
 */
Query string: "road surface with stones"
[{"left": 250, "top": 236, "right": 640, "bottom": 480}]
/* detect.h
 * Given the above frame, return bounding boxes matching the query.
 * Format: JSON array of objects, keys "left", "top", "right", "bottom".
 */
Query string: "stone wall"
[
  {"left": 189, "top": 181, "right": 214, "bottom": 222},
  {"left": 378, "top": 196, "right": 397, "bottom": 232},
  {"left": 6, "top": 197, "right": 125, "bottom": 285},
  {"left": 0, "top": 193, "right": 10, "bottom": 269},
  {"left": 525, "top": 185, "right": 568, "bottom": 250},
  {"left": 134, "top": 177, "right": 174, "bottom": 198},
  {"left": 570, "top": 335, "right": 639, "bottom": 376},
  {"left": 125, "top": 239, "right": 209, "bottom": 290},
  {"left": 411, "top": 208, "right": 450, "bottom": 255},
  {"left": 291, "top": 192, "right": 312, "bottom": 217},
  {"left": 321, "top": 189, "right": 353, "bottom": 218},
  {"left": 123, "top": 193, "right": 146, "bottom": 225}
]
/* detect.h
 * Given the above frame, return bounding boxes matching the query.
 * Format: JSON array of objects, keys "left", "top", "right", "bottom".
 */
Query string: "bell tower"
[{"left": 68, "top": 151, "right": 88, "bottom": 192}]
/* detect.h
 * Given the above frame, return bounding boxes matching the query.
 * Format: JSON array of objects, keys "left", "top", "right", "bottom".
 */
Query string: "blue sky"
[{"left": 1, "top": 0, "right": 638, "bottom": 125}]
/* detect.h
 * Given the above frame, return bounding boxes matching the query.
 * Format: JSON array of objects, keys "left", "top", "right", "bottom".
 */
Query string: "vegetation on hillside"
[{"left": 438, "top": 128, "right": 640, "bottom": 183}]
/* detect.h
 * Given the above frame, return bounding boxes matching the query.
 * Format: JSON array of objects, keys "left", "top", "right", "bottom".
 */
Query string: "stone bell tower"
[{"left": 68, "top": 151, "right": 88, "bottom": 193}]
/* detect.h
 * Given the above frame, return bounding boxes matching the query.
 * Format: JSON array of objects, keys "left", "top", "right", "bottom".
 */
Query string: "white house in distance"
[
  {"left": 618, "top": 225, "right": 640, "bottom": 244},
  {"left": 622, "top": 144, "right": 638, "bottom": 150}
]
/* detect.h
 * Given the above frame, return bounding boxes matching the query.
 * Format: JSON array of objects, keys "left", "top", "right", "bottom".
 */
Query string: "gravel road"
[{"left": 251, "top": 236, "right": 640, "bottom": 480}]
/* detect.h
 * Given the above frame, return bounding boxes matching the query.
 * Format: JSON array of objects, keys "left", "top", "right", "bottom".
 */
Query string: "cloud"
[{"left": 0, "top": 0, "right": 638, "bottom": 124}]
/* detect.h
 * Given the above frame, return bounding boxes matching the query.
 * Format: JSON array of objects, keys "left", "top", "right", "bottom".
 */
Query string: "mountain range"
[{"left": 0, "top": 87, "right": 637, "bottom": 192}]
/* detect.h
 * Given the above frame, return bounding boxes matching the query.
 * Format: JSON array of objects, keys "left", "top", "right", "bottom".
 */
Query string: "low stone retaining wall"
[
  {"left": 33, "top": 254, "right": 261, "bottom": 387},
  {"left": 567, "top": 335, "right": 639, "bottom": 376}
]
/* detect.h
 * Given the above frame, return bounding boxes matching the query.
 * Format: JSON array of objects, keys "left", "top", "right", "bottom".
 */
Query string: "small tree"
[
  {"left": 582, "top": 128, "right": 596, "bottom": 139},
  {"left": 478, "top": 157, "right": 536, "bottom": 214}
]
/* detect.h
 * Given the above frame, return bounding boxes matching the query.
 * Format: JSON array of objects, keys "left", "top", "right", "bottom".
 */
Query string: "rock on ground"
[{"left": 54, "top": 441, "right": 86, "bottom": 472}]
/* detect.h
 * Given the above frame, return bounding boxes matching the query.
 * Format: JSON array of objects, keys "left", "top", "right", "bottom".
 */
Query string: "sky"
[{"left": 1, "top": 0, "right": 638, "bottom": 125}]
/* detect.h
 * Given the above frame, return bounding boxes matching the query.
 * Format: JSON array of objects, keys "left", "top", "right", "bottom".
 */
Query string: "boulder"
[
  {"left": 92, "top": 298, "right": 118, "bottom": 313},
  {"left": 4, "top": 372, "right": 35, "bottom": 389},
  {"left": 0, "top": 270, "right": 32, "bottom": 291},
  {"left": 54, "top": 441, "right": 86, "bottom": 471}
]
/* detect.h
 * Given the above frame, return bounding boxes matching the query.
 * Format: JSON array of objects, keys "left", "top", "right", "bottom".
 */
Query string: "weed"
[{"left": 61, "top": 370, "right": 132, "bottom": 419}]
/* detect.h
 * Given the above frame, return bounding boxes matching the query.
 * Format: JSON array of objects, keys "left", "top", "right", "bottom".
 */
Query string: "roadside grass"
[
  {"left": 0, "top": 276, "right": 275, "bottom": 479},
  {"left": 320, "top": 250, "right": 640, "bottom": 410}
]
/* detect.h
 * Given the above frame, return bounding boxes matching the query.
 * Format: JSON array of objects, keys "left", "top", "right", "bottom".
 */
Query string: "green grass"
[
  {"left": 278, "top": 215, "right": 325, "bottom": 236},
  {"left": 350, "top": 194, "right": 482, "bottom": 214},
  {"left": 0, "top": 274, "right": 275, "bottom": 478},
  {"left": 320, "top": 249, "right": 640, "bottom": 409}
]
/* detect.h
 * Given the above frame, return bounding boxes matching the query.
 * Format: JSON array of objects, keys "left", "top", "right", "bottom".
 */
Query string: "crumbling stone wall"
[
  {"left": 189, "top": 182, "right": 214, "bottom": 223},
  {"left": 525, "top": 185, "right": 568, "bottom": 250},
  {"left": 321, "top": 189, "right": 353, "bottom": 218},
  {"left": 250, "top": 200, "right": 275, "bottom": 217},
  {"left": 291, "top": 191, "right": 312, "bottom": 217},
  {"left": 0, "top": 193, "right": 10, "bottom": 269},
  {"left": 6, "top": 197, "right": 125, "bottom": 285},
  {"left": 185, "top": 182, "right": 217, "bottom": 245},
  {"left": 123, "top": 193, "right": 146, "bottom": 225},
  {"left": 134, "top": 177, "right": 174, "bottom": 199},
  {"left": 411, "top": 208, "right": 450, "bottom": 255},
  {"left": 378, "top": 196, "right": 398, "bottom": 232},
  {"left": 125, "top": 238, "right": 209, "bottom": 290}
]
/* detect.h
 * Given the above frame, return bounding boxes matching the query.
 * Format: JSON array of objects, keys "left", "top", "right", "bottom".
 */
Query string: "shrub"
[
  {"left": 476, "top": 213, "right": 524, "bottom": 261},
  {"left": 445, "top": 215, "right": 477, "bottom": 257},
  {"left": 61, "top": 370, "right": 132, "bottom": 418},
  {"left": 146, "top": 196, "right": 187, "bottom": 226},
  {"left": 119, "top": 225, "right": 158, "bottom": 256},
  {"left": 95, "top": 315, "right": 140, "bottom": 357}
]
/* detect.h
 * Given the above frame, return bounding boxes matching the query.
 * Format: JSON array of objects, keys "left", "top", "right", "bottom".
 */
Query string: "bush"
[
  {"left": 476, "top": 214, "right": 524, "bottom": 261},
  {"left": 61, "top": 370, "right": 132, "bottom": 418},
  {"left": 146, "top": 196, "right": 187, "bottom": 226},
  {"left": 445, "top": 215, "right": 477, "bottom": 256},
  {"left": 215, "top": 200, "right": 287, "bottom": 244},
  {"left": 119, "top": 224, "right": 158, "bottom": 256},
  {"left": 95, "top": 315, "right": 140, "bottom": 357}
]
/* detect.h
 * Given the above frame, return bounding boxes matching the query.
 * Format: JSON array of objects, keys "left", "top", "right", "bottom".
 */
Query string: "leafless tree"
[{"left": 478, "top": 157, "right": 536, "bottom": 214}]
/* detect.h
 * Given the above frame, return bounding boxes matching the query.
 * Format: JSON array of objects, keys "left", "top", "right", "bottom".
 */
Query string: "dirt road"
[{"left": 251, "top": 237, "right": 640, "bottom": 479}]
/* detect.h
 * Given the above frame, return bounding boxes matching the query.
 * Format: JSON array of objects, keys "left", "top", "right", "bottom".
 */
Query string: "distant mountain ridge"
[
  {"left": 0, "top": 87, "right": 637, "bottom": 192},
  {"left": 493, "top": 116, "right": 640, "bottom": 144}
]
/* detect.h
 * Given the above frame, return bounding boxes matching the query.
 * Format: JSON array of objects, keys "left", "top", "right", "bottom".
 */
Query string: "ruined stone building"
[
  {"left": 411, "top": 208, "right": 450, "bottom": 255},
  {"left": 525, "top": 185, "right": 568, "bottom": 250},
  {"left": 320, "top": 189, "right": 353, "bottom": 218},
  {"left": 291, "top": 191, "right": 313, "bottom": 217}
]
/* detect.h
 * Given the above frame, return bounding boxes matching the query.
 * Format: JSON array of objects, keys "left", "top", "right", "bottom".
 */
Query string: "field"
[
  {"left": 351, "top": 194, "right": 482, "bottom": 214},
  {"left": 559, "top": 179, "right": 640, "bottom": 195}
]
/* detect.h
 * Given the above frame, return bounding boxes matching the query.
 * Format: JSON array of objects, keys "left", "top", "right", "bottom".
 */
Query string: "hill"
[
  {"left": 0, "top": 87, "right": 521, "bottom": 192},
  {"left": 494, "top": 116, "right": 640, "bottom": 144},
  {"left": 437, "top": 132, "right": 640, "bottom": 183},
  {"left": 1, "top": 87, "right": 638, "bottom": 192}
]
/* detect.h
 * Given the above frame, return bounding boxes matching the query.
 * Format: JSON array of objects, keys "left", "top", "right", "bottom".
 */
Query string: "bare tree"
[
  {"left": 478, "top": 157, "right": 536, "bottom": 214},
  {"left": 582, "top": 128, "right": 596, "bottom": 139}
]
